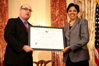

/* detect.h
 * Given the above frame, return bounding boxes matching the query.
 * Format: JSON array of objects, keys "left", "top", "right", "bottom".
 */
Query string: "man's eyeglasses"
[{"left": 21, "top": 8, "right": 32, "bottom": 12}]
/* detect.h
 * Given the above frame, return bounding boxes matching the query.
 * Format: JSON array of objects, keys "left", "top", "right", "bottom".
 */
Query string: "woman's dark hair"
[{"left": 67, "top": 3, "right": 79, "bottom": 13}]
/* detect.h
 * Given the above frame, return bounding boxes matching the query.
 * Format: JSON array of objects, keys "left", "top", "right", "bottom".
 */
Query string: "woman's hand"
[{"left": 62, "top": 46, "right": 71, "bottom": 53}]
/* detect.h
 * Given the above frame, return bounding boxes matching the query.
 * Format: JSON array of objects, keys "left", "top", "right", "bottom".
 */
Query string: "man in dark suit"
[{"left": 4, "top": 4, "right": 33, "bottom": 66}]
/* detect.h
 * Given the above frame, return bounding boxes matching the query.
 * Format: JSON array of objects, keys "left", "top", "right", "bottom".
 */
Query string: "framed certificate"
[{"left": 28, "top": 26, "right": 65, "bottom": 51}]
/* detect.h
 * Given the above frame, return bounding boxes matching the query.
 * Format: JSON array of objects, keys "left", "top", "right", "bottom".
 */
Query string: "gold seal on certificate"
[{"left": 28, "top": 26, "right": 65, "bottom": 50}]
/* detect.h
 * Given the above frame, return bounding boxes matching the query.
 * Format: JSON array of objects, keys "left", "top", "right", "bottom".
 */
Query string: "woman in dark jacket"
[{"left": 62, "top": 3, "right": 89, "bottom": 66}]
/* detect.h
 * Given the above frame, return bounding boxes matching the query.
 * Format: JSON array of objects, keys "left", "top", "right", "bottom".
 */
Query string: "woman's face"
[{"left": 67, "top": 6, "right": 78, "bottom": 20}]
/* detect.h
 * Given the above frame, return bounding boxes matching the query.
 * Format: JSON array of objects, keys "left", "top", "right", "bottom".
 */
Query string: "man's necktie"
[{"left": 24, "top": 21, "right": 28, "bottom": 30}]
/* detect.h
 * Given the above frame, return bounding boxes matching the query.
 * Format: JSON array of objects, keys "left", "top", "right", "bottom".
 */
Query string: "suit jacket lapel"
[
  {"left": 17, "top": 17, "right": 28, "bottom": 33},
  {"left": 69, "top": 18, "right": 80, "bottom": 32},
  {"left": 65, "top": 23, "right": 70, "bottom": 40}
]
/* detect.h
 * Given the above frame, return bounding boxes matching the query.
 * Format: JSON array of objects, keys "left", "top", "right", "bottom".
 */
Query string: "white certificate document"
[{"left": 28, "top": 26, "right": 65, "bottom": 50}]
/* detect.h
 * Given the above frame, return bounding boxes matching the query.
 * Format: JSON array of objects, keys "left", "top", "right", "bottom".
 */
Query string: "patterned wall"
[{"left": 0, "top": 0, "right": 8, "bottom": 66}]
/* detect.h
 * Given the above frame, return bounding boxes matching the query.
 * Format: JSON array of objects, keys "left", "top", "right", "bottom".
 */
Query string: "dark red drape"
[
  {"left": 0, "top": 0, "right": 8, "bottom": 66},
  {"left": 51, "top": 0, "right": 67, "bottom": 66},
  {"left": 51, "top": 0, "right": 67, "bottom": 27}
]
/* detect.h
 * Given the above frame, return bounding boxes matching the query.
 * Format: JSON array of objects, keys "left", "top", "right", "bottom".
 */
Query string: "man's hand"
[{"left": 22, "top": 45, "right": 34, "bottom": 52}]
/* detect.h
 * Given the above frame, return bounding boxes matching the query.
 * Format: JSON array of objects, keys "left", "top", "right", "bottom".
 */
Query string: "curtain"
[
  {"left": 74, "top": 0, "right": 96, "bottom": 66},
  {"left": 51, "top": 0, "right": 67, "bottom": 66},
  {"left": 0, "top": 0, "right": 8, "bottom": 66},
  {"left": 51, "top": 0, "right": 67, "bottom": 27}
]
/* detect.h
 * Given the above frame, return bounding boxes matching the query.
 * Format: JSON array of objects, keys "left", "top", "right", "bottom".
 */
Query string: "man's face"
[{"left": 20, "top": 4, "right": 32, "bottom": 21}]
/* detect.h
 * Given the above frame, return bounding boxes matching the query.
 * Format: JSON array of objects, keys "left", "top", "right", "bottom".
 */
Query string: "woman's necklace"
[
  {"left": 69, "top": 22, "right": 74, "bottom": 26},
  {"left": 69, "top": 18, "right": 77, "bottom": 26}
]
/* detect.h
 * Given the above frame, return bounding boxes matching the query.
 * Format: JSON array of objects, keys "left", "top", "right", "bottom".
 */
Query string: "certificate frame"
[{"left": 28, "top": 26, "right": 65, "bottom": 51}]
